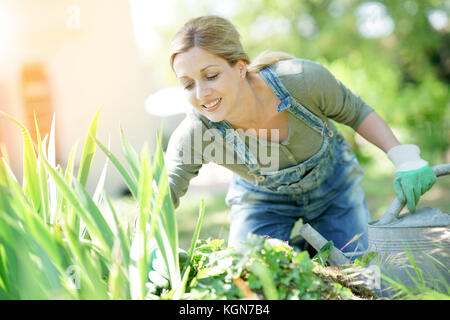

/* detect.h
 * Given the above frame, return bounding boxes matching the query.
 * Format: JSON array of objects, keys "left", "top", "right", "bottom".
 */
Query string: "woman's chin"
[{"left": 200, "top": 109, "right": 226, "bottom": 122}]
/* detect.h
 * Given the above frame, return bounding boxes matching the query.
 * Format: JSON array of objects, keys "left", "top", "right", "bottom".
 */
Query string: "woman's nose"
[{"left": 196, "top": 83, "right": 212, "bottom": 100}]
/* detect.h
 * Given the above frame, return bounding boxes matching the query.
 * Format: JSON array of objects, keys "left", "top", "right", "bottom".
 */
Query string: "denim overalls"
[{"left": 209, "top": 66, "right": 370, "bottom": 260}]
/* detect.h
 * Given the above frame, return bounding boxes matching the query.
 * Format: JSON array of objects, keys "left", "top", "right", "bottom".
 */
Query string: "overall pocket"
[{"left": 336, "top": 134, "right": 357, "bottom": 165}]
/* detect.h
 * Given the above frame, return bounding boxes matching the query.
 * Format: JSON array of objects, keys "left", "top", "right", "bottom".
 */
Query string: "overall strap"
[
  {"left": 259, "top": 66, "right": 327, "bottom": 136},
  {"left": 208, "top": 120, "right": 261, "bottom": 173}
]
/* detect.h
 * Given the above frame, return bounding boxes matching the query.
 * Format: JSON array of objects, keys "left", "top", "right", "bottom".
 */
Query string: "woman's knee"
[{"left": 227, "top": 205, "right": 295, "bottom": 248}]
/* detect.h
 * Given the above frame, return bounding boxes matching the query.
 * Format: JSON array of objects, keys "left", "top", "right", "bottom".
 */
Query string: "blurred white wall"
[{"left": 0, "top": 0, "right": 159, "bottom": 195}]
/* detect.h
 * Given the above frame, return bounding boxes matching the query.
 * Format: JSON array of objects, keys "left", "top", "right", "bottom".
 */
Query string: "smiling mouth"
[{"left": 202, "top": 98, "right": 222, "bottom": 110}]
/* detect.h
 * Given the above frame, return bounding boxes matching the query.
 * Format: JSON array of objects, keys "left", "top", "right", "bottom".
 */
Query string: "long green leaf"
[
  {"left": 0, "top": 212, "right": 70, "bottom": 299},
  {"left": 0, "top": 162, "right": 67, "bottom": 273},
  {"left": 119, "top": 125, "right": 141, "bottom": 180},
  {"left": 33, "top": 113, "right": 50, "bottom": 224},
  {"left": 47, "top": 114, "right": 58, "bottom": 225},
  {"left": 0, "top": 231, "right": 19, "bottom": 299},
  {"left": 150, "top": 134, "right": 181, "bottom": 289},
  {"left": 0, "top": 161, "right": 18, "bottom": 217},
  {"left": 0, "top": 110, "right": 42, "bottom": 217},
  {"left": 71, "top": 177, "right": 115, "bottom": 254},
  {"left": 154, "top": 134, "right": 177, "bottom": 251},
  {"left": 38, "top": 154, "right": 50, "bottom": 224},
  {"left": 93, "top": 138, "right": 110, "bottom": 206},
  {"left": 62, "top": 141, "right": 78, "bottom": 230},
  {"left": 0, "top": 241, "right": 13, "bottom": 299},
  {"left": 62, "top": 224, "right": 108, "bottom": 299},
  {"left": 150, "top": 133, "right": 176, "bottom": 243},
  {"left": 14, "top": 203, "right": 64, "bottom": 269},
  {"left": 108, "top": 239, "right": 130, "bottom": 299},
  {"left": 137, "top": 144, "right": 151, "bottom": 299},
  {"left": 152, "top": 172, "right": 181, "bottom": 290},
  {"left": 0, "top": 143, "right": 10, "bottom": 167},
  {"left": 71, "top": 108, "right": 100, "bottom": 236},
  {"left": 182, "top": 199, "right": 205, "bottom": 278},
  {"left": 77, "top": 107, "right": 100, "bottom": 187},
  {"left": 1, "top": 160, "right": 38, "bottom": 222},
  {"left": 91, "top": 133, "right": 138, "bottom": 199},
  {"left": 0, "top": 182, "right": 20, "bottom": 297},
  {"left": 172, "top": 265, "right": 191, "bottom": 300},
  {"left": 104, "top": 193, "right": 130, "bottom": 267},
  {"left": 41, "top": 156, "right": 113, "bottom": 256},
  {"left": 249, "top": 259, "right": 279, "bottom": 300},
  {"left": 79, "top": 138, "right": 111, "bottom": 240}
]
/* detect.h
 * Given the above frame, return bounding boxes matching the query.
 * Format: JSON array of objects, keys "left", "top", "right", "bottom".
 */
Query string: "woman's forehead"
[{"left": 174, "top": 47, "right": 227, "bottom": 78}]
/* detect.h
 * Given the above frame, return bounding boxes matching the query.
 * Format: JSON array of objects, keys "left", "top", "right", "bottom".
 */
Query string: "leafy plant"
[
  {"left": 179, "top": 235, "right": 373, "bottom": 300},
  {"left": 0, "top": 109, "right": 200, "bottom": 299},
  {"left": 312, "top": 240, "right": 334, "bottom": 266},
  {"left": 375, "top": 248, "right": 450, "bottom": 300}
]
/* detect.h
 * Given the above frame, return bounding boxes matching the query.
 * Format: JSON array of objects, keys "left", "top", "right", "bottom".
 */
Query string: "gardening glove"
[{"left": 387, "top": 144, "right": 436, "bottom": 213}]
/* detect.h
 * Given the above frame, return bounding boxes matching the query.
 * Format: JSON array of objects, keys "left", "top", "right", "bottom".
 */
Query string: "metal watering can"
[{"left": 368, "top": 164, "right": 450, "bottom": 298}]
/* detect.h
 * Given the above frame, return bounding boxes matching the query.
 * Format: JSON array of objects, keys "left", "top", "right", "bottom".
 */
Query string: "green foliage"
[
  {"left": 313, "top": 240, "right": 334, "bottom": 266},
  {"left": 182, "top": 235, "right": 360, "bottom": 300},
  {"left": 353, "top": 251, "right": 379, "bottom": 267},
  {"left": 378, "top": 249, "right": 450, "bottom": 300},
  {"left": 0, "top": 110, "right": 187, "bottom": 299}
]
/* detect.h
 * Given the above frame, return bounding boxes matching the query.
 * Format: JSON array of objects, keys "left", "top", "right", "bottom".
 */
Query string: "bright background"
[{"left": 0, "top": 0, "right": 448, "bottom": 249}]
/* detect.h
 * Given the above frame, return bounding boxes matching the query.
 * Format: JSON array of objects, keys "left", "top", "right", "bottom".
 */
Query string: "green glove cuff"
[{"left": 393, "top": 164, "right": 436, "bottom": 213}]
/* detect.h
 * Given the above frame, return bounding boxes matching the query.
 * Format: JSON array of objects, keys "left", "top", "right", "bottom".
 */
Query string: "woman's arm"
[
  {"left": 355, "top": 111, "right": 400, "bottom": 153},
  {"left": 355, "top": 110, "right": 436, "bottom": 213},
  {"left": 165, "top": 117, "right": 204, "bottom": 209}
]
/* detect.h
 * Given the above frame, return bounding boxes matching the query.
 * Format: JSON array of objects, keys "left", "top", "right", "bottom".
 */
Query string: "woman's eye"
[
  {"left": 206, "top": 74, "right": 218, "bottom": 80},
  {"left": 182, "top": 74, "right": 218, "bottom": 90},
  {"left": 184, "top": 83, "right": 194, "bottom": 90}
]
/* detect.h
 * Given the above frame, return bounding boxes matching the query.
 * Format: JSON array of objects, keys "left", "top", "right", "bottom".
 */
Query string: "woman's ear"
[{"left": 236, "top": 60, "right": 247, "bottom": 79}]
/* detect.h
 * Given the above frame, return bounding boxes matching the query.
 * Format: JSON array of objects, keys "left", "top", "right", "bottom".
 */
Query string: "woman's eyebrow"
[{"left": 178, "top": 64, "right": 220, "bottom": 79}]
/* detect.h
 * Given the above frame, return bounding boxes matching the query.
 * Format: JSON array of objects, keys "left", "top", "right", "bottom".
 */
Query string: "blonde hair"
[
  {"left": 247, "top": 50, "right": 295, "bottom": 73},
  {"left": 169, "top": 15, "right": 294, "bottom": 74}
]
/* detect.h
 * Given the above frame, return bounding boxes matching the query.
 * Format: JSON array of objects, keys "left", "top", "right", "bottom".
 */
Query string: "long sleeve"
[
  {"left": 165, "top": 115, "right": 204, "bottom": 208},
  {"left": 276, "top": 59, "right": 374, "bottom": 130}
]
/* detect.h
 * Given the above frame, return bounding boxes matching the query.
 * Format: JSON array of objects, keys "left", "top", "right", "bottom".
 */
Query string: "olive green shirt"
[{"left": 165, "top": 58, "right": 374, "bottom": 208}]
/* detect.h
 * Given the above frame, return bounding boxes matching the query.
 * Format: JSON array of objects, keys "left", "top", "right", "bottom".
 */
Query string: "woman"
[{"left": 165, "top": 15, "right": 436, "bottom": 259}]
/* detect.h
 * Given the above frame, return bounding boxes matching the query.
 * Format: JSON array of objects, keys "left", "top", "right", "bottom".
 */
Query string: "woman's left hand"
[
  {"left": 393, "top": 164, "right": 436, "bottom": 213},
  {"left": 387, "top": 145, "right": 437, "bottom": 213}
]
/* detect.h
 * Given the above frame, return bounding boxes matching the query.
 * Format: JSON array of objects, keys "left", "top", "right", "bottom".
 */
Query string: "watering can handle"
[{"left": 376, "top": 164, "right": 450, "bottom": 226}]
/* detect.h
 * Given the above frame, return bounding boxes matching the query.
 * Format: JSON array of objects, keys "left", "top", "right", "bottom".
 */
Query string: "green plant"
[
  {"left": 312, "top": 240, "right": 334, "bottom": 266},
  {"left": 179, "top": 235, "right": 373, "bottom": 300},
  {"left": 0, "top": 109, "right": 202, "bottom": 299},
  {"left": 377, "top": 249, "right": 450, "bottom": 300}
]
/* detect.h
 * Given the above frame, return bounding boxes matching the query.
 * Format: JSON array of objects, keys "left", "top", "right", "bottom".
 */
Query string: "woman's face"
[{"left": 173, "top": 46, "right": 245, "bottom": 123}]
